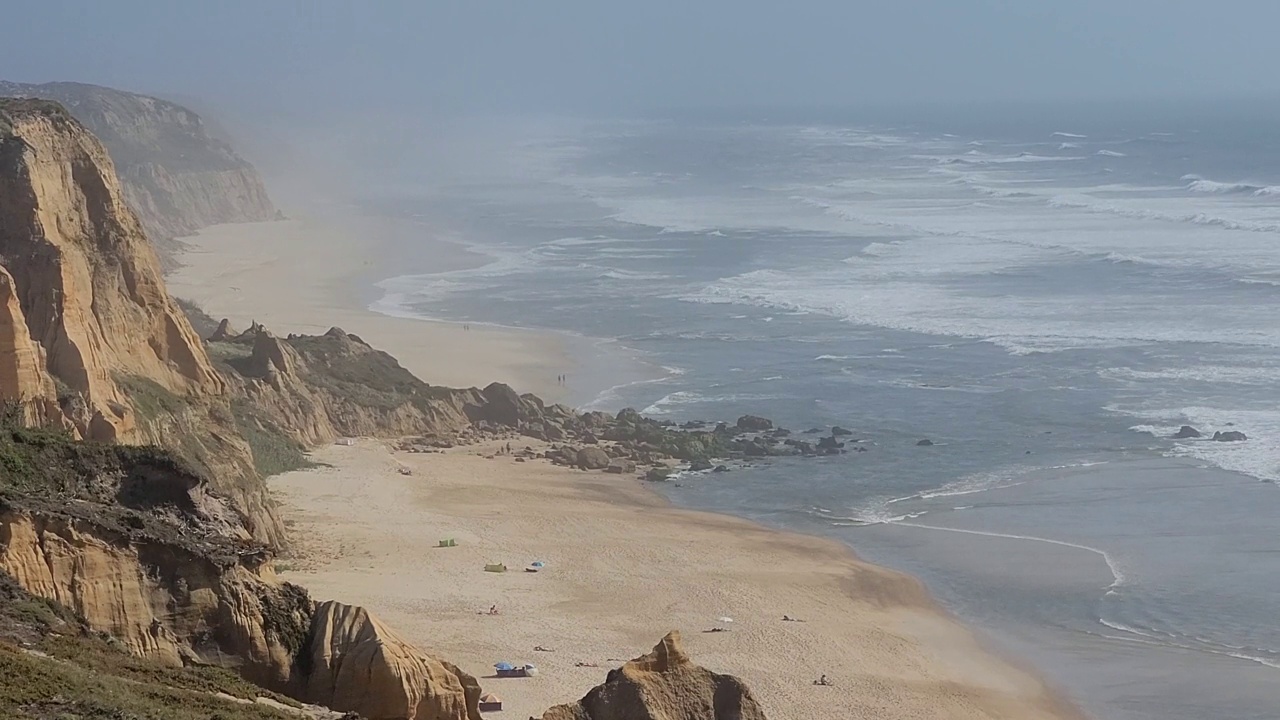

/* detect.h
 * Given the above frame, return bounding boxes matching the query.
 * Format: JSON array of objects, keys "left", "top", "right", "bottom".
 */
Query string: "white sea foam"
[
  {"left": 1097, "top": 619, "right": 1280, "bottom": 669},
  {"left": 1182, "top": 174, "right": 1280, "bottom": 196},
  {"left": 894, "top": 521, "right": 1126, "bottom": 588},
  {"left": 1116, "top": 405, "right": 1280, "bottom": 483},
  {"left": 1096, "top": 149, "right": 1127, "bottom": 157},
  {"left": 1053, "top": 131, "right": 1088, "bottom": 138}
]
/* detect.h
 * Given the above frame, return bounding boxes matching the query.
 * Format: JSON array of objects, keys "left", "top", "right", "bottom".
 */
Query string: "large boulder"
[
  {"left": 536, "top": 631, "right": 766, "bottom": 720},
  {"left": 1212, "top": 430, "right": 1247, "bottom": 442},
  {"left": 735, "top": 415, "right": 774, "bottom": 432},
  {"left": 1173, "top": 425, "right": 1201, "bottom": 439},
  {"left": 297, "top": 601, "right": 481, "bottom": 720},
  {"left": 576, "top": 447, "right": 612, "bottom": 470}
]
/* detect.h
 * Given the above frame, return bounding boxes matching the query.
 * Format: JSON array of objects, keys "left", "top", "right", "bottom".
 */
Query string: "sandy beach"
[{"left": 173, "top": 218, "right": 1085, "bottom": 719}]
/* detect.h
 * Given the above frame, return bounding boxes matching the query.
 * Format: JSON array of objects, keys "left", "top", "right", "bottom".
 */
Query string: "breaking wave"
[{"left": 1182, "top": 174, "right": 1280, "bottom": 196}]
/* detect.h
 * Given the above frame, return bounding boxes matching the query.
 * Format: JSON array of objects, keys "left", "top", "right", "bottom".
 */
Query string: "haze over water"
[{"left": 363, "top": 101, "right": 1280, "bottom": 720}]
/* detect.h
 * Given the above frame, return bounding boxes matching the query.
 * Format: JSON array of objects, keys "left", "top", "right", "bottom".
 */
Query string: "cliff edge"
[
  {"left": 0, "top": 80, "right": 277, "bottom": 262},
  {"left": 0, "top": 97, "right": 281, "bottom": 546}
]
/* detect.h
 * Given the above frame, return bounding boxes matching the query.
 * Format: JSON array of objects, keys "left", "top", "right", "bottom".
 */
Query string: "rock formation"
[
  {"left": 0, "top": 98, "right": 223, "bottom": 435},
  {"left": 0, "top": 423, "right": 479, "bottom": 720},
  {"left": 297, "top": 601, "right": 481, "bottom": 720},
  {"left": 0, "top": 265, "right": 62, "bottom": 427},
  {"left": 1173, "top": 425, "right": 1201, "bottom": 439},
  {"left": 1212, "top": 430, "right": 1247, "bottom": 442},
  {"left": 0, "top": 80, "right": 277, "bottom": 262},
  {"left": 536, "top": 631, "right": 767, "bottom": 720},
  {"left": 0, "top": 97, "right": 281, "bottom": 546}
]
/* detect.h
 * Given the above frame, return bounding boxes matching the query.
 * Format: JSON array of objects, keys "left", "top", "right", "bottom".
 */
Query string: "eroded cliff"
[
  {"left": 0, "top": 80, "right": 277, "bottom": 262},
  {"left": 0, "top": 420, "right": 479, "bottom": 720},
  {"left": 0, "top": 97, "right": 282, "bottom": 546}
]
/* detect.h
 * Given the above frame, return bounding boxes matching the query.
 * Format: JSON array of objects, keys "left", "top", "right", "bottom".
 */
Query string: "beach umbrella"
[{"left": 494, "top": 661, "right": 514, "bottom": 671}]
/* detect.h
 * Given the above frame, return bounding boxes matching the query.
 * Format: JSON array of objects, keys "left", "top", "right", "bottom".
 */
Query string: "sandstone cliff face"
[
  {"left": 0, "top": 427, "right": 479, "bottom": 720},
  {"left": 0, "top": 265, "right": 62, "bottom": 427},
  {"left": 0, "top": 510, "right": 302, "bottom": 685},
  {"left": 0, "top": 98, "right": 282, "bottom": 547},
  {"left": 0, "top": 81, "right": 277, "bottom": 260},
  {"left": 0, "top": 98, "right": 223, "bottom": 432},
  {"left": 537, "top": 631, "right": 767, "bottom": 720}
]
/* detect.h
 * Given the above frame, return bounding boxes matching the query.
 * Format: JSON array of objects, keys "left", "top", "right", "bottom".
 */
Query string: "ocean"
[{"left": 359, "top": 101, "right": 1280, "bottom": 719}]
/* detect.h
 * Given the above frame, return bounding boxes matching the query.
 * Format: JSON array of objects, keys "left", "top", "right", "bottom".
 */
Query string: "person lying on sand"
[
  {"left": 703, "top": 627, "right": 728, "bottom": 633},
  {"left": 574, "top": 661, "right": 600, "bottom": 668},
  {"left": 782, "top": 615, "right": 805, "bottom": 622},
  {"left": 534, "top": 645, "right": 554, "bottom": 652}
]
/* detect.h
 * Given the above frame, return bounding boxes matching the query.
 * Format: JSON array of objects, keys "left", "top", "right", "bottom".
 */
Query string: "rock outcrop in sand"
[
  {"left": 297, "top": 601, "right": 481, "bottom": 720},
  {"left": 537, "top": 631, "right": 767, "bottom": 720},
  {"left": 0, "top": 80, "right": 277, "bottom": 262}
]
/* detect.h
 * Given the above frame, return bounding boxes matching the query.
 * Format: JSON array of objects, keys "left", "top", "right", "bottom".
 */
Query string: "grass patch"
[
  {"left": 230, "top": 401, "right": 314, "bottom": 478},
  {"left": 0, "top": 404, "right": 191, "bottom": 503},
  {"left": 115, "top": 375, "right": 184, "bottom": 424},
  {"left": 0, "top": 642, "right": 300, "bottom": 720}
]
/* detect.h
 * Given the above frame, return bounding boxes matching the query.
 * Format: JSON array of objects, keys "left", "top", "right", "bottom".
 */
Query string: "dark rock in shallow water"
[
  {"left": 1212, "top": 430, "right": 1247, "bottom": 442},
  {"left": 644, "top": 467, "right": 674, "bottom": 482},
  {"left": 831, "top": 426, "right": 853, "bottom": 437},
  {"left": 817, "top": 436, "right": 843, "bottom": 451},
  {"left": 713, "top": 465, "right": 729, "bottom": 473},
  {"left": 803, "top": 428, "right": 823, "bottom": 435},
  {"left": 736, "top": 414, "right": 774, "bottom": 432},
  {"left": 715, "top": 422, "right": 729, "bottom": 433},
  {"left": 1173, "top": 425, "right": 1202, "bottom": 439},
  {"left": 916, "top": 438, "right": 934, "bottom": 446},
  {"left": 689, "top": 459, "right": 713, "bottom": 472}
]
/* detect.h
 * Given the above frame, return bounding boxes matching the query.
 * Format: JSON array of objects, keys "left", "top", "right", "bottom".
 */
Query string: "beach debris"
[
  {"left": 438, "top": 538, "right": 457, "bottom": 547},
  {"left": 479, "top": 693, "right": 504, "bottom": 712},
  {"left": 484, "top": 563, "right": 508, "bottom": 573}
]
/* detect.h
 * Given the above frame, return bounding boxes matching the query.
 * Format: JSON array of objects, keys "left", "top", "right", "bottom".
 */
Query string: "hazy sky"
[{"left": 2, "top": 1, "right": 1277, "bottom": 115}]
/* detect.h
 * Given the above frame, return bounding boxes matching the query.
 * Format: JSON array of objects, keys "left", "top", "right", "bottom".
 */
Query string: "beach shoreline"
[
  {"left": 170, "top": 216, "right": 1088, "bottom": 719},
  {"left": 167, "top": 215, "right": 667, "bottom": 405}
]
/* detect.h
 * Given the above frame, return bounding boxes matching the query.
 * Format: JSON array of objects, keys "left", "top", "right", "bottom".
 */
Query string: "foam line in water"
[{"left": 892, "top": 521, "right": 1125, "bottom": 588}]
